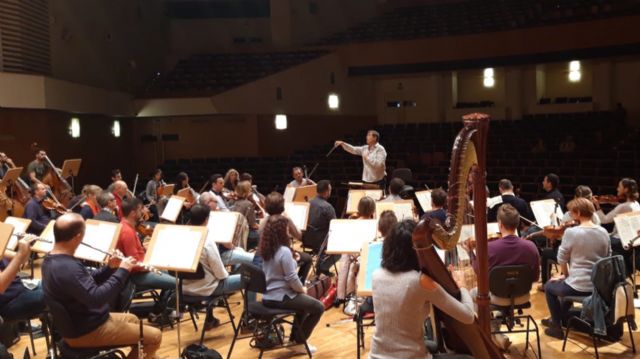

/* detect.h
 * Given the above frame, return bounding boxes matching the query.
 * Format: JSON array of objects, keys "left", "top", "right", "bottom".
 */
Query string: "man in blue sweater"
[{"left": 42, "top": 213, "right": 162, "bottom": 359}]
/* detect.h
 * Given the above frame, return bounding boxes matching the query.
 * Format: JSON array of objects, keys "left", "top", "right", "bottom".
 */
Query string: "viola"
[
  {"left": 43, "top": 198, "right": 68, "bottom": 215},
  {"left": 593, "top": 194, "right": 622, "bottom": 206},
  {"left": 136, "top": 207, "right": 153, "bottom": 237}
]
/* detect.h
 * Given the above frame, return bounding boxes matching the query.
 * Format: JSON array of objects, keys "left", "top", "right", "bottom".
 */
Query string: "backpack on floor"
[{"left": 180, "top": 344, "right": 222, "bottom": 359}]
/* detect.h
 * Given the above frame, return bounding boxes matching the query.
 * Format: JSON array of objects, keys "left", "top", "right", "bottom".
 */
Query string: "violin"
[
  {"left": 136, "top": 207, "right": 153, "bottom": 237},
  {"left": 543, "top": 220, "right": 579, "bottom": 241},
  {"left": 593, "top": 194, "right": 622, "bottom": 206},
  {"left": 43, "top": 198, "right": 69, "bottom": 215}
]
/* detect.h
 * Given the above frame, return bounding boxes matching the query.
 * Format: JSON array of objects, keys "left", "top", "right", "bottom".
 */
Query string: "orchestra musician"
[
  {"left": 0, "top": 154, "right": 13, "bottom": 218},
  {"left": 26, "top": 149, "right": 51, "bottom": 186},
  {"left": 421, "top": 188, "right": 447, "bottom": 223},
  {"left": 41, "top": 213, "right": 162, "bottom": 358},
  {"left": 231, "top": 181, "right": 260, "bottom": 250},
  {"left": 239, "top": 172, "right": 266, "bottom": 205},
  {"left": 302, "top": 180, "right": 338, "bottom": 276},
  {"left": 173, "top": 172, "right": 198, "bottom": 209},
  {"left": 542, "top": 173, "right": 565, "bottom": 210},
  {"left": 23, "top": 183, "right": 51, "bottom": 234},
  {"left": 259, "top": 215, "right": 324, "bottom": 355},
  {"left": 487, "top": 179, "right": 532, "bottom": 223},
  {"left": 593, "top": 178, "right": 640, "bottom": 276},
  {"left": 117, "top": 198, "right": 176, "bottom": 319},
  {"left": 541, "top": 198, "right": 610, "bottom": 339},
  {"left": 144, "top": 169, "right": 163, "bottom": 204},
  {"left": 111, "top": 180, "right": 129, "bottom": 220},
  {"left": 335, "top": 130, "right": 387, "bottom": 190},
  {"left": 94, "top": 191, "right": 119, "bottom": 223},
  {"left": 288, "top": 167, "right": 315, "bottom": 188},
  {"left": 370, "top": 220, "right": 474, "bottom": 359},
  {"left": 106, "top": 169, "right": 122, "bottom": 193},
  {"left": 208, "top": 174, "right": 230, "bottom": 211},
  {"left": 461, "top": 204, "right": 539, "bottom": 350},
  {"left": 382, "top": 178, "right": 404, "bottom": 202},
  {"left": 0, "top": 237, "right": 45, "bottom": 325},
  {"left": 223, "top": 168, "right": 240, "bottom": 193},
  {"left": 78, "top": 185, "right": 102, "bottom": 220},
  {"left": 0, "top": 152, "right": 15, "bottom": 179}
]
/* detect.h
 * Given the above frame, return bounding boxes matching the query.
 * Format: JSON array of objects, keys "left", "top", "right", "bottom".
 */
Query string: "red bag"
[{"left": 306, "top": 275, "right": 335, "bottom": 309}]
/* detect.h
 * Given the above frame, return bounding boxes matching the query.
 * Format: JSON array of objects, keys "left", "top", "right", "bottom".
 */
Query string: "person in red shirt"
[
  {"left": 111, "top": 180, "right": 129, "bottom": 220},
  {"left": 117, "top": 198, "right": 175, "bottom": 318}
]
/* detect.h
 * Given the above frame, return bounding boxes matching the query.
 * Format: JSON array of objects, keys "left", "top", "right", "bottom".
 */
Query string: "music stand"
[
  {"left": 143, "top": 223, "right": 207, "bottom": 354},
  {"left": 283, "top": 186, "right": 296, "bottom": 202},
  {"left": 284, "top": 202, "right": 310, "bottom": 231},
  {"left": 73, "top": 220, "right": 121, "bottom": 263},
  {"left": 326, "top": 219, "right": 378, "bottom": 255},
  {"left": 3, "top": 217, "right": 31, "bottom": 250},
  {"left": 160, "top": 195, "right": 186, "bottom": 223},
  {"left": 0, "top": 222, "right": 14, "bottom": 255},
  {"left": 0, "top": 167, "right": 23, "bottom": 189},
  {"left": 414, "top": 190, "right": 433, "bottom": 212},
  {"left": 292, "top": 185, "right": 317, "bottom": 203},
  {"left": 375, "top": 200, "right": 415, "bottom": 221},
  {"left": 530, "top": 199, "right": 564, "bottom": 228},
  {"left": 61, "top": 159, "right": 82, "bottom": 191},
  {"left": 31, "top": 220, "right": 56, "bottom": 253},
  {"left": 356, "top": 241, "right": 383, "bottom": 297},
  {"left": 206, "top": 211, "right": 239, "bottom": 244}
]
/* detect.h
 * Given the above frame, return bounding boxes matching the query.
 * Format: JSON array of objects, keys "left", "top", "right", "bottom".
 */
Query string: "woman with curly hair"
[{"left": 260, "top": 216, "right": 324, "bottom": 354}]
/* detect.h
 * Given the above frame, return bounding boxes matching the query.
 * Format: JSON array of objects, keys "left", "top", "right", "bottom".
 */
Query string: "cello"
[
  {"left": 0, "top": 154, "right": 31, "bottom": 217},
  {"left": 412, "top": 113, "right": 504, "bottom": 359},
  {"left": 31, "top": 143, "right": 75, "bottom": 207}
]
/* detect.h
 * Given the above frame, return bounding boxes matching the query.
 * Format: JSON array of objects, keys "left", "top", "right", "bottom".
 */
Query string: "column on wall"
[
  {"left": 505, "top": 68, "right": 524, "bottom": 120},
  {"left": 592, "top": 60, "right": 612, "bottom": 111},
  {"left": 270, "top": 0, "right": 292, "bottom": 48}
]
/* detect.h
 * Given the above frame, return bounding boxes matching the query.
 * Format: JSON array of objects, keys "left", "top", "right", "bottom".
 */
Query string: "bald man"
[
  {"left": 111, "top": 180, "right": 128, "bottom": 220},
  {"left": 42, "top": 213, "right": 161, "bottom": 358}
]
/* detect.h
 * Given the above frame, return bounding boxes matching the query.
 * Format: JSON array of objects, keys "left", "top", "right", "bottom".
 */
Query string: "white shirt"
[
  {"left": 209, "top": 190, "right": 230, "bottom": 212},
  {"left": 183, "top": 236, "right": 229, "bottom": 296},
  {"left": 288, "top": 178, "right": 314, "bottom": 188},
  {"left": 342, "top": 142, "right": 387, "bottom": 182}
]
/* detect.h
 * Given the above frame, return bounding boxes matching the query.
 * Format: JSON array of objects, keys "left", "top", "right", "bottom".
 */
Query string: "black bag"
[{"left": 180, "top": 344, "right": 222, "bottom": 359}]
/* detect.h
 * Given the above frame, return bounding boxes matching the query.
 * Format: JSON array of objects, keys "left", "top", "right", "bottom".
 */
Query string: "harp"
[{"left": 412, "top": 113, "right": 504, "bottom": 358}]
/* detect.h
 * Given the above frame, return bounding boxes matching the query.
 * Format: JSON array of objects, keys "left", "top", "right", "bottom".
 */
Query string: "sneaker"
[
  {"left": 343, "top": 298, "right": 357, "bottom": 316},
  {"left": 288, "top": 342, "right": 317, "bottom": 354},
  {"left": 544, "top": 326, "right": 564, "bottom": 339}
]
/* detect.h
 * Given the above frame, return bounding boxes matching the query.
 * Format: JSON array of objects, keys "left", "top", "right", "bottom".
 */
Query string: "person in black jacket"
[{"left": 488, "top": 179, "right": 532, "bottom": 223}]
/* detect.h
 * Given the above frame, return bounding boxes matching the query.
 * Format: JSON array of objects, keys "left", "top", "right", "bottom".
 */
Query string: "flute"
[{"left": 12, "top": 233, "right": 161, "bottom": 273}]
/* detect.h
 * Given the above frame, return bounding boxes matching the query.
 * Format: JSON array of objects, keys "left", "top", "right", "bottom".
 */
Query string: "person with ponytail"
[{"left": 593, "top": 178, "right": 640, "bottom": 275}]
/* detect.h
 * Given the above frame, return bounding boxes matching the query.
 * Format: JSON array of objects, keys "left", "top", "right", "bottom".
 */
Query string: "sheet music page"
[
  {"left": 460, "top": 223, "right": 499, "bottom": 242},
  {"left": 376, "top": 201, "right": 414, "bottom": 220},
  {"left": 74, "top": 221, "right": 119, "bottom": 262},
  {"left": 4, "top": 217, "right": 30, "bottom": 250},
  {"left": 487, "top": 195, "right": 503, "bottom": 208},
  {"left": 147, "top": 227, "right": 202, "bottom": 270},
  {"left": 32, "top": 221, "right": 56, "bottom": 253},
  {"left": 283, "top": 187, "right": 295, "bottom": 202},
  {"left": 160, "top": 196, "right": 185, "bottom": 222},
  {"left": 614, "top": 211, "right": 640, "bottom": 248},
  {"left": 530, "top": 199, "right": 564, "bottom": 228},
  {"left": 347, "top": 190, "right": 383, "bottom": 213},
  {"left": 284, "top": 202, "right": 309, "bottom": 230},
  {"left": 434, "top": 246, "right": 446, "bottom": 263},
  {"left": 326, "top": 219, "right": 378, "bottom": 254},
  {"left": 415, "top": 190, "right": 433, "bottom": 212},
  {"left": 206, "top": 211, "right": 238, "bottom": 244}
]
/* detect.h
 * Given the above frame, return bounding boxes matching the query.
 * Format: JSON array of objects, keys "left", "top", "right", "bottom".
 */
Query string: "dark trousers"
[
  {"left": 611, "top": 236, "right": 638, "bottom": 277},
  {"left": 540, "top": 246, "right": 559, "bottom": 284},
  {"left": 0, "top": 284, "right": 45, "bottom": 322},
  {"left": 263, "top": 294, "right": 324, "bottom": 343},
  {"left": 545, "top": 280, "right": 590, "bottom": 326}
]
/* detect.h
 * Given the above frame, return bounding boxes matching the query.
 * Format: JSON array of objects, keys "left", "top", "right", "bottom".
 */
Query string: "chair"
[
  {"left": 354, "top": 299, "right": 375, "bottom": 359},
  {"left": 177, "top": 264, "right": 236, "bottom": 345},
  {"left": 489, "top": 265, "right": 541, "bottom": 358},
  {"left": 391, "top": 168, "right": 413, "bottom": 184},
  {"left": 46, "top": 299, "right": 128, "bottom": 359},
  {"left": 226, "top": 264, "right": 312, "bottom": 359},
  {"left": 562, "top": 256, "right": 636, "bottom": 359}
]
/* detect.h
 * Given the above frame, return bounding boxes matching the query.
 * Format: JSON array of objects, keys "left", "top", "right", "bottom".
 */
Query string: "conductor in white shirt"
[{"left": 335, "top": 130, "right": 387, "bottom": 189}]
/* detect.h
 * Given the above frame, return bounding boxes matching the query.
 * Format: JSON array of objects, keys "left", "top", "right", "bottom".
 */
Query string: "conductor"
[{"left": 335, "top": 130, "right": 387, "bottom": 189}]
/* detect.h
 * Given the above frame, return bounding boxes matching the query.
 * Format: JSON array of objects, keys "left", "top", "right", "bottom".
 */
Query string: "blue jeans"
[
  {"left": 545, "top": 279, "right": 590, "bottom": 326},
  {"left": 0, "top": 283, "right": 45, "bottom": 322},
  {"left": 131, "top": 271, "right": 176, "bottom": 313},
  {"left": 220, "top": 248, "right": 255, "bottom": 269}
]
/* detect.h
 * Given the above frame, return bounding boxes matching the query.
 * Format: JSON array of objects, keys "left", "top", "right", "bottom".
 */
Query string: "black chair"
[
  {"left": 489, "top": 265, "right": 541, "bottom": 358},
  {"left": 46, "top": 299, "right": 128, "bottom": 359},
  {"left": 562, "top": 255, "right": 636, "bottom": 359},
  {"left": 391, "top": 168, "right": 413, "bottom": 184},
  {"left": 177, "top": 264, "right": 236, "bottom": 345},
  {"left": 354, "top": 298, "right": 375, "bottom": 359},
  {"left": 226, "top": 264, "right": 312, "bottom": 359}
]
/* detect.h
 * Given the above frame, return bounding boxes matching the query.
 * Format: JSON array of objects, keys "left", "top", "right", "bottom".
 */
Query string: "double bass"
[
  {"left": 31, "top": 143, "right": 75, "bottom": 207},
  {"left": 0, "top": 156, "right": 31, "bottom": 217},
  {"left": 412, "top": 114, "right": 504, "bottom": 358}
]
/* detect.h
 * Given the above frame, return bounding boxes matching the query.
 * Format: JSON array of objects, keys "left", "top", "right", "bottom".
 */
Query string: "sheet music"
[
  {"left": 206, "top": 211, "right": 238, "bottom": 244},
  {"left": 283, "top": 187, "right": 296, "bottom": 202},
  {"left": 530, "top": 199, "right": 564, "bottom": 228},
  {"left": 415, "top": 190, "right": 433, "bottom": 212},
  {"left": 614, "top": 211, "right": 640, "bottom": 248},
  {"left": 146, "top": 227, "right": 203, "bottom": 270},
  {"left": 31, "top": 221, "right": 56, "bottom": 253},
  {"left": 459, "top": 223, "right": 500, "bottom": 242},
  {"left": 375, "top": 200, "right": 415, "bottom": 221},
  {"left": 4, "top": 217, "right": 30, "bottom": 250},
  {"left": 160, "top": 196, "right": 185, "bottom": 222},
  {"left": 73, "top": 221, "right": 119, "bottom": 262},
  {"left": 487, "top": 195, "right": 503, "bottom": 209},
  {"left": 284, "top": 202, "right": 310, "bottom": 230},
  {"left": 346, "top": 190, "right": 383, "bottom": 214},
  {"left": 326, "top": 219, "right": 378, "bottom": 254}
]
